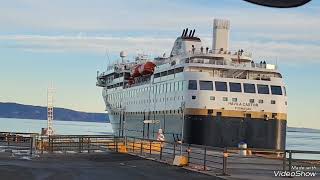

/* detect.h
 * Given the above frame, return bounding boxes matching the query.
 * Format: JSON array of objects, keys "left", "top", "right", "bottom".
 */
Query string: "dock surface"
[{"left": 0, "top": 152, "right": 220, "bottom": 180}]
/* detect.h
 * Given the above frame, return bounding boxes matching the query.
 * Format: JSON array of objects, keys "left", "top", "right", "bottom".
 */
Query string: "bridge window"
[
  {"left": 244, "top": 83, "right": 256, "bottom": 93},
  {"left": 175, "top": 67, "right": 184, "bottom": 73},
  {"left": 271, "top": 86, "right": 283, "bottom": 95},
  {"left": 160, "top": 71, "right": 168, "bottom": 77},
  {"left": 229, "top": 82, "right": 242, "bottom": 92},
  {"left": 168, "top": 69, "right": 174, "bottom": 75},
  {"left": 257, "top": 84, "right": 270, "bottom": 94},
  {"left": 215, "top": 81, "right": 228, "bottom": 91},
  {"left": 188, "top": 80, "right": 197, "bottom": 90},
  {"left": 199, "top": 81, "right": 213, "bottom": 90},
  {"left": 283, "top": 86, "right": 287, "bottom": 96},
  {"left": 154, "top": 73, "right": 160, "bottom": 78}
]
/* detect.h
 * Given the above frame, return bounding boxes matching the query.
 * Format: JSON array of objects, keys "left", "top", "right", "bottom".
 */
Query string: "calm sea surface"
[{"left": 1, "top": 118, "right": 319, "bottom": 159}]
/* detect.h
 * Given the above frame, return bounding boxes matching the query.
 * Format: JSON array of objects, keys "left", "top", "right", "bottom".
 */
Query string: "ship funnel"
[
  {"left": 191, "top": 29, "right": 195, "bottom": 37},
  {"left": 188, "top": 30, "right": 193, "bottom": 37},
  {"left": 181, "top": 29, "right": 185, "bottom": 37},
  {"left": 184, "top": 28, "right": 189, "bottom": 37},
  {"left": 212, "top": 19, "right": 230, "bottom": 52}
]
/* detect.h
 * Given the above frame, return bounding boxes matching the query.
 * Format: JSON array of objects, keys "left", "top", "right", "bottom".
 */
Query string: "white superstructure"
[{"left": 96, "top": 19, "right": 288, "bottom": 150}]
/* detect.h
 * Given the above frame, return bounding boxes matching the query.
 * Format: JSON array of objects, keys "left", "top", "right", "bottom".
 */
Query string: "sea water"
[
  {"left": 0, "top": 118, "right": 319, "bottom": 159},
  {"left": 0, "top": 118, "right": 112, "bottom": 135}
]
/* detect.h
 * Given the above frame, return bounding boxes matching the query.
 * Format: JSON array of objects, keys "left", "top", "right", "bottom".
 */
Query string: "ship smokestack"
[
  {"left": 212, "top": 19, "right": 230, "bottom": 52},
  {"left": 191, "top": 29, "right": 195, "bottom": 37},
  {"left": 181, "top": 29, "right": 185, "bottom": 37},
  {"left": 184, "top": 28, "right": 188, "bottom": 37},
  {"left": 188, "top": 30, "right": 192, "bottom": 37}
]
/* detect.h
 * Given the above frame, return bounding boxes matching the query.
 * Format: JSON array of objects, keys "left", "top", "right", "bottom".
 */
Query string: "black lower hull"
[
  {"left": 184, "top": 115, "right": 286, "bottom": 150},
  {"left": 109, "top": 113, "right": 286, "bottom": 150}
]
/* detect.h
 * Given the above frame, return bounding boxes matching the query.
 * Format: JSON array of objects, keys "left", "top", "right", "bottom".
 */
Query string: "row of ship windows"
[
  {"left": 153, "top": 67, "right": 184, "bottom": 78},
  {"left": 107, "top": 81, "right": 185, "bottom": 101},
  {"left": 111, "top": 96, "right": 185, "bottom": 105},
  {"left": 191, "top": 95, "right": 287, "bottom": 105},
  {"left": 188, "top": 80, "right": 286, "bottom": 96},
  {"left": 111, "top": 109, "right": 183, "bottom": 115}
]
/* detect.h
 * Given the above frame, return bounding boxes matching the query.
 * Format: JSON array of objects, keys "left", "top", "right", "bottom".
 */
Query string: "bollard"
[
  {"left": 140, "top": 140, "right": 143, "bottom": 155},
  {"left": 203, "top": 147, "right": 207, "bottom": 170}
]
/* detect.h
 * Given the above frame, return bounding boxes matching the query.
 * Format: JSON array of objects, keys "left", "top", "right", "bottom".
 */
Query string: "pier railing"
[
  {"left": 123, "top": 136, "right": 320, "bottom": 176},
  {"left": 0, "top": 132, "right": 37, "bottom": 154},
  {"left": 1, "top": 133, "right": 319, "bottom": 177},
  {"left": 35, "top": 135, "right": 124, "bottom": 154}
]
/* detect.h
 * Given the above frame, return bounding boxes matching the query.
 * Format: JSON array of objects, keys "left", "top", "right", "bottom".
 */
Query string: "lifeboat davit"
[
  {"left": 132, "top": 62, "right": 156, "bottom": 77},
  {"left": 128, "top": 76, "right": 135, "bottom": 85}
]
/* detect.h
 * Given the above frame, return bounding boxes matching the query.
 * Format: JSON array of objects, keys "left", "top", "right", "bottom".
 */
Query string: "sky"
[{"left": 0, "top": 0, "right": 319, "bottom": 129}]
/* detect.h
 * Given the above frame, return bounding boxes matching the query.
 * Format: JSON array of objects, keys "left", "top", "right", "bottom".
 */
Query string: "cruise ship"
[{"left": 96, "top": 19, "right": 287, "bottom": 150}]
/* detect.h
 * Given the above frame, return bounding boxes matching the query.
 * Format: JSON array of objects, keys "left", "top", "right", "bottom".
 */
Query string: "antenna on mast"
[{"left": 46, "top": 82, "right": 55, "bottom": 136}]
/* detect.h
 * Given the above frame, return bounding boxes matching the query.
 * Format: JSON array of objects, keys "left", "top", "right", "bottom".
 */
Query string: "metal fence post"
[
  {"left": 160, "top": 144, "right": 163, "bottom": 160},
  {"left": 288, "top": 150, "right": 292, "bottom": 177},
  {"left": 78, "top": 137, "right": 82, "bottom": 153},
  {"left": 203, "top": 147, "right": 207, "bottom": 170},
  {"left": 282, "top": 150, "right": 287, "bottom": 171},
  {"left": 41, "top": 137, "right": 44, "bottom": 154},
  {"left": 116, "top": 137, "right": 119, "bottom": 152},
  {"left": 173, "top": 143, "right": 176, "bottom": 159},
  {"left": 133, "top": 137, "right": 135, "bottom": 153},
  {"left": 222, "top": 148, "right": 228, "bottom": 176},
  {"left": 140, "top": 140, "right": 143, "bottom": 155},
  {"left": 87, "top": 137, "right": 90, "bottom": 153},
  {"left": 49, "top": 136, "right": 52, "bottom": 153},
  {"left": 149, "top": 140, "right": 152, "bottom": 155},
  {"left": 29, "top": 137, "right": 33, "bottom": 155},
  {"left": 187, "top": 144, "right": 190, "bottom": 164}
]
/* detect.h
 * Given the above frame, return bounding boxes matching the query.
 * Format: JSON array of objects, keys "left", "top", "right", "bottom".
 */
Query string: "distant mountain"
[{"left": 0, "top": 102, "right": 109, "bottom": 123}]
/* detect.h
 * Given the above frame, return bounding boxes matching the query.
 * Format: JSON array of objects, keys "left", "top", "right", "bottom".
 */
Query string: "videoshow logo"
[
  {"left": 274, "top": 165, "right": 318, "bottom": 177},
  {"left": 244, "top": 0, "right": 312, "bottom": 8}
]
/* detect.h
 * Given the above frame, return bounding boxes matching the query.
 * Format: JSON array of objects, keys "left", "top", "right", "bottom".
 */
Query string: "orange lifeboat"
[{"left": 138, "top": 62, "right": 156, "bottom": 76}]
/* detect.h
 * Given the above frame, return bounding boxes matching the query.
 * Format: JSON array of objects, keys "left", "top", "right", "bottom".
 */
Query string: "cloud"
[
  {"left": 0, "top": 34, "right": 319, "bottom": 64},
  {"left": 0, "top": 35, "right": 175, "bottom": 56},
  {"left": 0, "top": 0, "right": 319, "bottom": 33}
]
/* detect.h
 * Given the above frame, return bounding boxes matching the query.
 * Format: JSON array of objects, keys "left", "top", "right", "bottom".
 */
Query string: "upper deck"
[{"left": 96, "top": 19, "right": 282, "bottom": 90}]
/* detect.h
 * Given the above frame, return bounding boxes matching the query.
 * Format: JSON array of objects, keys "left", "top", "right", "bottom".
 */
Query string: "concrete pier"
[{"left": 0, "top": 152, "right": 219, "bottom": 180}]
